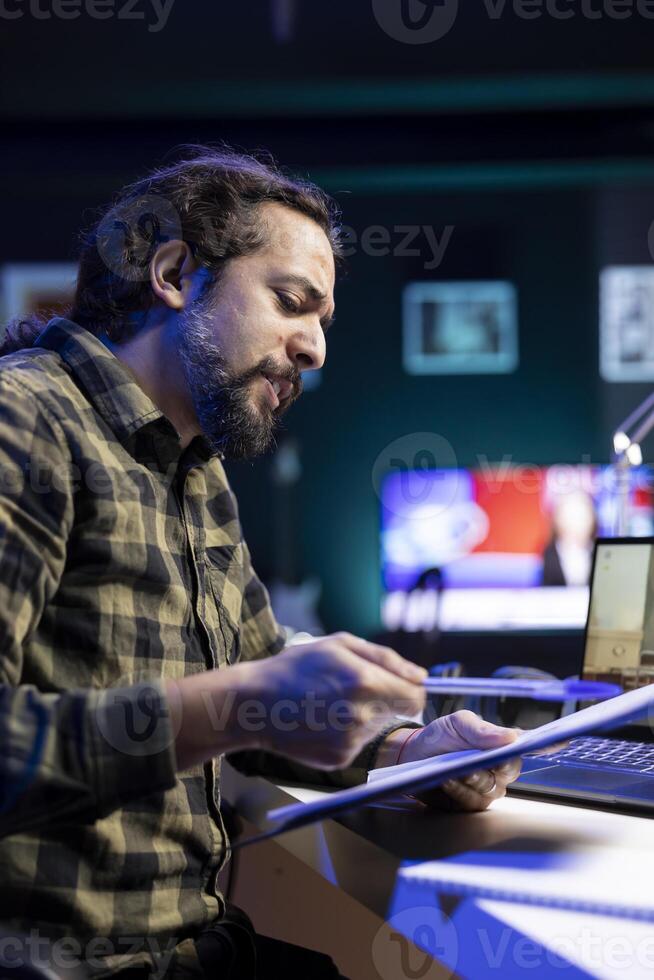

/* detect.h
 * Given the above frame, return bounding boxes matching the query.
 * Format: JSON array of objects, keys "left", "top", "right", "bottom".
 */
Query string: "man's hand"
[
  {"left": 377, "top": 710, "right": 522, "bottom": 812},
  {"left": 243, "top": 632, "right": 427, "bottom": 768},
  {"left": 167, "top": 632, "right": 427, "bottom": 772}
]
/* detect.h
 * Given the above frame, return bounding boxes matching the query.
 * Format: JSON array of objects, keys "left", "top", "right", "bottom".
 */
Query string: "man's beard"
[{"left": 176, "top": 290, "right": 302, "bottom": 460}]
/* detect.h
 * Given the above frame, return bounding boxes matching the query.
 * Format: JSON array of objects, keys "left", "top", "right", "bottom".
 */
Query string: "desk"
[{"left": 222, "top": 763, "right": 654, "bottom": 980}]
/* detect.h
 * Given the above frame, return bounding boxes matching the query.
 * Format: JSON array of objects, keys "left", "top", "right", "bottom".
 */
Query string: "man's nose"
[{"left": 286, "top": 323, "right": 326, "bottom": 372}]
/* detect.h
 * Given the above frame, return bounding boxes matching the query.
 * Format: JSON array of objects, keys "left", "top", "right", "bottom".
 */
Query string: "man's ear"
[{"left": 149, "top": 240, "right": 201, "bottom": 311}]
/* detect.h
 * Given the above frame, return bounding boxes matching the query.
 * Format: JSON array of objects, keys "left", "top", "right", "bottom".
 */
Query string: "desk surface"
[{"left": 223, "top": 764, "right": 654, "bottom": 979}]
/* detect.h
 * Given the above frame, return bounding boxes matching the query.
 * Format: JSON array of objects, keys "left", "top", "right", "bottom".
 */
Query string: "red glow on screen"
[{"left": 472, "top": 471, "right": 551, "bottom": 555}]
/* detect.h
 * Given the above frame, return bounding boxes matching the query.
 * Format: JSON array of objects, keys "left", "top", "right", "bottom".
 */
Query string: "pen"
[{"left": 421, "top": 677, "right": 622, "bottom": 701}]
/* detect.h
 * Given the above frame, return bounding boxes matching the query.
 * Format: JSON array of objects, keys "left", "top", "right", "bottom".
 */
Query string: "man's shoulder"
[
  {"left": 0, "top": 347, "right": 84, "bottom": 422},
  {"left": 0, "top": 346, "right": 69, "bottom": 388}
]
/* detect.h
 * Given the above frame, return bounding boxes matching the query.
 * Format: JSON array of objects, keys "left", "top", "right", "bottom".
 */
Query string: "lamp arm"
[
  {"left": 628, "top": 405, "right": 654, "bottom": 450},
  {"left": 616, "top": 391, "right": 654, "bottom": 440}
]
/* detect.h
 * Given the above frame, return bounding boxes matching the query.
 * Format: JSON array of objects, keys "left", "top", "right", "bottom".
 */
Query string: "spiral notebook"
[{"left": 397, "top": 847, "right": 654, "bottom": 920}]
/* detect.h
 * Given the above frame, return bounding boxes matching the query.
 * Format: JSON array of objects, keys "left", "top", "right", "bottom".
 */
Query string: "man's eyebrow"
[
  {"left": 279, "top": 273, "right": 336, "bottom": 330},
  {"left": 281, "top": 273, "right": 327, "bottom": 302}
]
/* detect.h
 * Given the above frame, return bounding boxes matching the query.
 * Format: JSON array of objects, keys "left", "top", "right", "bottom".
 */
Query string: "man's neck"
[{"left": 100, "top": 321, "right": 201, "bottom": 450}]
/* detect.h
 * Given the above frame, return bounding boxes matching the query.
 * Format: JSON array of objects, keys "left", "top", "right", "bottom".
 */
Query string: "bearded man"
[{"left": 0, "top": 147, "right": 520, "bottom": 979}]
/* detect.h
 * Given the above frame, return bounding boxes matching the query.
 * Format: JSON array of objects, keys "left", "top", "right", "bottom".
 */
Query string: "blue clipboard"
[{"left": 253, "top": 683, "right": 654, "bottom": 843}]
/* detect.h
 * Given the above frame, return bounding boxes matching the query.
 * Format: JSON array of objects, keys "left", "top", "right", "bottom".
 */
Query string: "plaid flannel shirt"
[{"left": 0, "top": 318, "right": 413, "bottom": 979}]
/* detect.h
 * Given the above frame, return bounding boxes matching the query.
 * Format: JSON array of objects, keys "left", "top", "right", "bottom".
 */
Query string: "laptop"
[{"left": 511, "top": 537, "right": 654, "bottom": 812}]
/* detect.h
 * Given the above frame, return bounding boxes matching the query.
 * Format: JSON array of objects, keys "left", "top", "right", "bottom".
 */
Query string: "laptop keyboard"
[{"left": 527, "top": 736, "right": 654, "bottom": 775}]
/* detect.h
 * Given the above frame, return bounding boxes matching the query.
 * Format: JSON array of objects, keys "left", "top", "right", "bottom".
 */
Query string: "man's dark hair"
[{"left": 1, "top": 145, "right": 343, "bottom": 354}]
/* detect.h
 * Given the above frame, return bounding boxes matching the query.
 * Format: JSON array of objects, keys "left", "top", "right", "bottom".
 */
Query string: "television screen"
[{"left": 380, "top": 465, "right": 654, "bottom": 593}]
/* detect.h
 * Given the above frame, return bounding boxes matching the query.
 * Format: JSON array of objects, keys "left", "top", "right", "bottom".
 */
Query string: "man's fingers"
[
  {"left": 419, "top": 710, "right": 518, "bottom": 755},
  {"left": 415, "top": 779, "right": 496, "bottom": 813},
  {"left": 334, "top": 632, "right": 427, "bottom": 684},
  {"left": 449, "top": 711, "right": 518, "bottom": 747},
  {"left": 494, "top": 758, "right": 523, "bottom": 783},
  {"left": 331, "top": 635, "right": 427, "bottom": 720},
  {"left": 461, "top": 769, "right": 497, "bottom": 795},
  {"left": 357, "top": 672, "right": 426, "bottom": 723},
  {"left": 461, "top": 757, "right": 522, "bottom": 791},
  {"left": 307, "top": 639, "right": 425, "bottom": 727},
  {"left": 532, "top": 740, "right": 569, "bottom": 757},
  {"left": 415, "top": 760, "right": 521, "bottom": 812},
  {"left": 440, "top": 778, "right": 498, "bottom": 811}
]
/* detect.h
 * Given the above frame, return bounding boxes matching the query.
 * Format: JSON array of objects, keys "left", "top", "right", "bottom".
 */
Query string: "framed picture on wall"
[
  {"left": 402, "top": 280, "right": 519, "bottom": 375},
  {"left": 0, "top": 263, "right": 78, "bottom": 334},
  {"left": 600, "top": 266, "right": 654, "bottom": 382}
]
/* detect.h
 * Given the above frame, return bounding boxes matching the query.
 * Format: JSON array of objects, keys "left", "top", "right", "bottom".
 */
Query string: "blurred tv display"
[{"left": 380, "top": 465, "right": 654, "bottom": 593}]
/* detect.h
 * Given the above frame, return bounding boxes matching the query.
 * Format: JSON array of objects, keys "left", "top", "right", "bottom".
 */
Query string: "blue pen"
[{"left": 421, "top": 677, "right": 622, "bottom": 702}]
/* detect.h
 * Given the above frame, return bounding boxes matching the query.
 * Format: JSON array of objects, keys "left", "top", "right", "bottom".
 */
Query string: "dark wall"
[
  {"left": 3, "top": 2, "right": 654, "bottom": 119},
  {"left": 3, "top": 1, "right": 654, "bottom": 637}
]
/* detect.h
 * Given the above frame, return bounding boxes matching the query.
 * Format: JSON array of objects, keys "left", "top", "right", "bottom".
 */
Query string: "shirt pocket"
[{"left": 204, "top": 542, "right": 244, "bottom": 665}]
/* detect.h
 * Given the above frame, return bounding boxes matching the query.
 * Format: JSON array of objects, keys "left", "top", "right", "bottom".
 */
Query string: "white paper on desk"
[{"left": 265, "top": 683, "right": 654, "bottom": 835}]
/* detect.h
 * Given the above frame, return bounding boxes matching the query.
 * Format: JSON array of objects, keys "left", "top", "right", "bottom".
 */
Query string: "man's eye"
[{"left": 276, "top": 292, "right": 300, "bottom": 314}]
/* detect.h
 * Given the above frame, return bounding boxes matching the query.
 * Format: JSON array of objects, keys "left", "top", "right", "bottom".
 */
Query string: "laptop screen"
[{"left": 584, "top": 538, "right": 654, "bottom": 693}]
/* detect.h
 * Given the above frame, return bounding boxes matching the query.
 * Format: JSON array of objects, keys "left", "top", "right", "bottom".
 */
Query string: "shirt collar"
[{"left": 33, "top": 317, "right": 218, "bottom": 464}]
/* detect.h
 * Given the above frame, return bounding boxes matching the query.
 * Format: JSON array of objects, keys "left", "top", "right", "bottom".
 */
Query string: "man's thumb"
[{"left": 465, "top": 718, "right": 518, "bottom": 745}]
